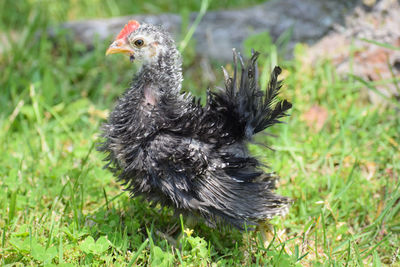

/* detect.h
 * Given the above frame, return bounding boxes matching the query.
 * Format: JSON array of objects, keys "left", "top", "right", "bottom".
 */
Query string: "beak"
[{"left": 106, "top": 38, "right": 134, "bottom": 55}]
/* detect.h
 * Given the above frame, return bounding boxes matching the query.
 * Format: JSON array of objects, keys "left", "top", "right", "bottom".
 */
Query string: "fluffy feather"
[{"left": 99, "top": 22, "right": 292, "bottom": 229}]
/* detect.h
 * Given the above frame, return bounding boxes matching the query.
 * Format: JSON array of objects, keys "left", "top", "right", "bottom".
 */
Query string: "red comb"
[{"left": 116, "top": 20, "right": 140, "bottom": 39}]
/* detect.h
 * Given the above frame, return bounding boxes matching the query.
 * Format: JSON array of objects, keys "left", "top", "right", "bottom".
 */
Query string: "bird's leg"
[
  {"left": 258, "top": 221, "right": 290, "bottom": 254},
  {"left": 155, "top": 214, "right": 198, "bottom": 248},
  {"left": 155, "top": 230, "right": 178, "bottom": 248},
  {"left": 166, "top": 222, "right": 180, "bottom": 235},
  {"left": 258, "top": 221, "right": 275, "bottom": 248},
  {"left": 154, "top": 221, "right": 181, "bottom": 247}
]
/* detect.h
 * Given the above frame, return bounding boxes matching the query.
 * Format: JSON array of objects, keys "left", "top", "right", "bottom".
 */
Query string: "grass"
[{"left": 1, "top": 1, "right": 400, "bottom": 266}]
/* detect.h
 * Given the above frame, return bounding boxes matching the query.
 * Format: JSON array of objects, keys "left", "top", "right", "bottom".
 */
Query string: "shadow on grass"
[{"left": 84, "top": 195, "right": 245, "bottom": 255}]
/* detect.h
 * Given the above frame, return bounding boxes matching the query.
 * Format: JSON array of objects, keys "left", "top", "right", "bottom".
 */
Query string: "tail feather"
[{"left": 210, "top": 50, "right": 292, "bottom": 140}]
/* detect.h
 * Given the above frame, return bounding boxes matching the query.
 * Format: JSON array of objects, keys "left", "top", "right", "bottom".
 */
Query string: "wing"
[
  {"left": 123, "top": 132, "right": 211, "bottom": 211},
  {"left": 130, "top": 132, "right": 290, "bottom": 229}
]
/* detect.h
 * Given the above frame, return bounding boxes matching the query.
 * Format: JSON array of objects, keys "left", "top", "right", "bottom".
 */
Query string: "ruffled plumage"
[{"left": 99, "top": 23, "right": 292, "bottom": 229}]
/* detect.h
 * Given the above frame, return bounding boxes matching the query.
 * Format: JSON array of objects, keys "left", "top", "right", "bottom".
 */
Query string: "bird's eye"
[{"left": 134, "top": 39, "right": 144, "bottom": 47}]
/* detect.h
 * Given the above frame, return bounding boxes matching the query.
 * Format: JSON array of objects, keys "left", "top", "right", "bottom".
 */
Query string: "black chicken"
[{"left": 100, "top": 20, "right": 292, "bottom": 231}]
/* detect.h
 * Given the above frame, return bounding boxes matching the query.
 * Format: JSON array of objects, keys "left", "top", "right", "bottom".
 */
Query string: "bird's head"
[{"left": 106, "top": 20, "right": 174, "bottom": 64}]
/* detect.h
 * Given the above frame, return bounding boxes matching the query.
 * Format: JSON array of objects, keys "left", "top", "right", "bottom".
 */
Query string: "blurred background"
[{"left": 1, "top": 0, "right": 399, "bottom": 265}]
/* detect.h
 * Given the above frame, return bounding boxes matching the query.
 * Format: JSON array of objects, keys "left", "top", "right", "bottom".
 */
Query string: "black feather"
[{"left": 99, "top": 22, "right": 292, "bottom": 230}]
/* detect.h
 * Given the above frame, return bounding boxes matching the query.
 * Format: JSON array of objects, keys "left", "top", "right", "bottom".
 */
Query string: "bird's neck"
[{"left": 135, "top": 48, "right": 183, "bottom": 105}]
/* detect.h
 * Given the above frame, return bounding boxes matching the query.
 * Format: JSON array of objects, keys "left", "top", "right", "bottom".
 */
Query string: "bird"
[{"left": 99, "top": 20, "right": 292, "bottom": 234}]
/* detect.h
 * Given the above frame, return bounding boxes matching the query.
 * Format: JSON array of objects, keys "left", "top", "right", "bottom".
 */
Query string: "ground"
[{"left": 0, "top": 0, "right": 399, "bottom": 266}]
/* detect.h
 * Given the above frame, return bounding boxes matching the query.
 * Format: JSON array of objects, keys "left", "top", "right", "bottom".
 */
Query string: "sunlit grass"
[{"left": 1, "top": 2, "right": 399, "bottom": 266}]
